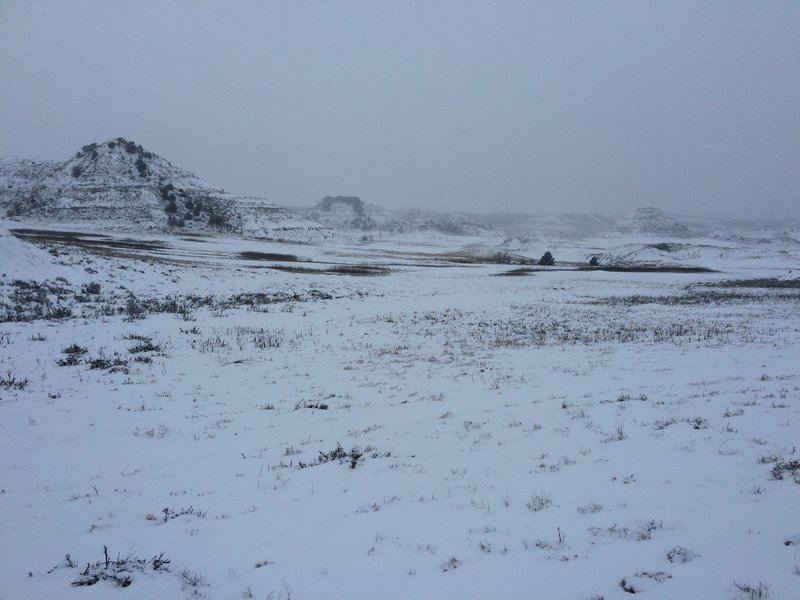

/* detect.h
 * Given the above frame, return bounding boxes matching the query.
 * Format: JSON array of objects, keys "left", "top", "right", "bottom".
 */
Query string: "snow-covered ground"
[{"left": 1, "top": 223, "right": 798, "bottom": 599}]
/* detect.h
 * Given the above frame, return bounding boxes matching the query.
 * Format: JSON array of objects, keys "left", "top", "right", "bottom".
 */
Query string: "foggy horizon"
[{"left": 1, "top": 1, "right": 798, "bottom": 220}]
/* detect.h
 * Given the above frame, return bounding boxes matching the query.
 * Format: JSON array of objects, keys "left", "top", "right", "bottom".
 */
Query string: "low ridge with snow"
[{"left": 3, "top": 140, "right": 800, "bottom": 268}]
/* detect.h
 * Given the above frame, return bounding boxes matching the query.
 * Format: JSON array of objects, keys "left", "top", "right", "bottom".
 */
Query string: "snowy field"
[{"left": 1, "top": 226, "right": 799, "bottom": 599}]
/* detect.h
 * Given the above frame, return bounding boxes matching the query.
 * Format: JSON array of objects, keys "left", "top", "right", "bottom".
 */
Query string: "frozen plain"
[{"left": 1, "top": 226, "right": 799, "bottom": 599}]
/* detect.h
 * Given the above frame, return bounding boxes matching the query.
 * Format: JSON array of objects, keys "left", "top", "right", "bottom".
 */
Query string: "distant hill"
[
  {"left": 302, "top": 195, "right": 495, "bottom": 235},
  {"left": 0, "top": 138, "right": 322, "bottom": 238},
  {"left": 485, "top": 212, "right": 616, "bottom": 239},
  {"left": 613, "top": 207, "right": 693, "bottom": 236}
]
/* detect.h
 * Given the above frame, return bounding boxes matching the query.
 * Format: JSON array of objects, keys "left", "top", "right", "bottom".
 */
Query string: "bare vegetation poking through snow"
[{"left": 1, "top": 219, "right": 798, "bottom": 599}]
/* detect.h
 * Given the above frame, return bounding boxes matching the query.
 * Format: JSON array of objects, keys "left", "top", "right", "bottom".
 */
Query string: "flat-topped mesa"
[{"left": 317, "top": 196, "right": 365, "bottom": 217}]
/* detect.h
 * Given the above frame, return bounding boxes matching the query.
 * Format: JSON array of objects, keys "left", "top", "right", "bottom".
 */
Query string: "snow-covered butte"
[{"left": 0, "top": 138, "right": 323, "bottom": 239}]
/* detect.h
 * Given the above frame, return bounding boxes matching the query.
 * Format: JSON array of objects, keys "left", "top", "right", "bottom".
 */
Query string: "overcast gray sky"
[{"left": 1, "top": 1, "right": 798, "bottom": 218}]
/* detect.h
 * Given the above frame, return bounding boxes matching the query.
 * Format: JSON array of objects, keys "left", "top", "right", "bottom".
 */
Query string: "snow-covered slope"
[
  {"left": 0, "top": 227, "right": 66, "bottom": 280},
  {"left": 1, "top": 227, "right": 799, "bottom": 599}
]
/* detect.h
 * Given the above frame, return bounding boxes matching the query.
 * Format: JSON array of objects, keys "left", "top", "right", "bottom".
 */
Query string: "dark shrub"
[
  {"left": 135, "top": 156, "right": 148, "bottom": 177},
  {"left": 81, "top": 282, "right": 101, "bottom": 295},
  {"left": 208, "top": 213, "right": 228, "bottom": 227}
]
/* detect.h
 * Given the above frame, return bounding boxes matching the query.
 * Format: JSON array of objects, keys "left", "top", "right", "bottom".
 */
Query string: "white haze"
[{"left": 1, "top": 1, "right": 798, "bottom": 218}]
